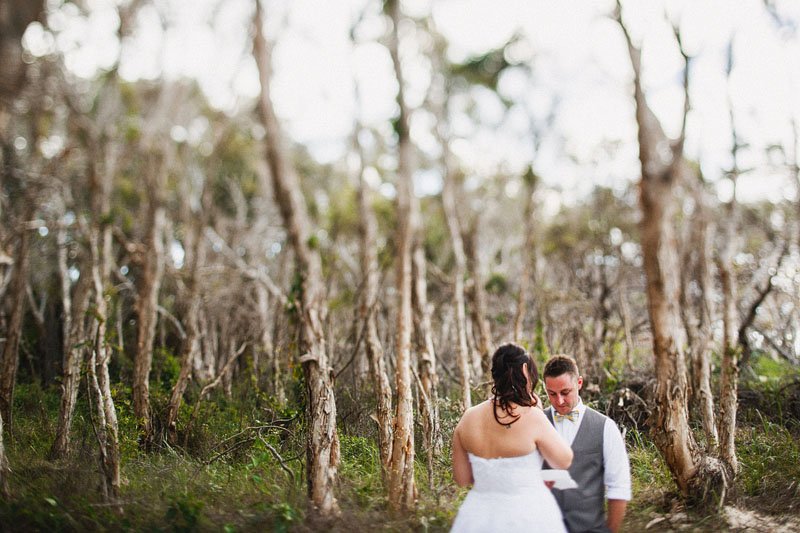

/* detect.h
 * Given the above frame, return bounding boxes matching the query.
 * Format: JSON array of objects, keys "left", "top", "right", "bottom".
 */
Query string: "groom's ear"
[{"left": 577, "top": 376, "right": 584, "bottom": 390}]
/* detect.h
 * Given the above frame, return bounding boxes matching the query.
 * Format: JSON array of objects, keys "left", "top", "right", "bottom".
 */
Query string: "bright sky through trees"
[{"left": 24, "top": 0, "right": 800, "bottom": 207}]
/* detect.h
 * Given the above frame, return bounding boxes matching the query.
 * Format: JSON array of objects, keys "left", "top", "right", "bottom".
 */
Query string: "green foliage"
[
  {"left": 4, "top": 373, "right": 800, "bottom": 531},
  {"left": 371, "top": 193, "right": 396, "bottom": 239},
  {"left": 448, "top": 36, "right": 521, "bottom": 91},
  {"left": 338, "top": 435, "right": 382, "bottom": 506},
  {"left": 542, "top": 186, "right": 637, "bottom": 260},
  {"left": 325, "top": 183, "right": 360, "bottom": 241},
  {"left": 0, "top": 495, "right": 83, "bottom": 532},
  {"left": 484, "top": 272, "right": 508, "bottom": 294},
  {"left": 165, "top": 494, "right": 205, "bottom": 532},
  {"left": 153, "top": 346, "right": 181, "bottom": 392},
  {"left": 268, "top": 502, "right": 301, "bottom": 533},
  {"left": 531, "top": 318, "right": 549, "bottom": 363},
  {"left": 737, "top": 417, "right": 800, "bottom": 504},
  {"left": 750, "top": 352, "right": 796, "bottom": 381}
]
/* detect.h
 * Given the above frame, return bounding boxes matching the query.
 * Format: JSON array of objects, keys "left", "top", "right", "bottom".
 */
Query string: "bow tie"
[{"left": 554, "top": 410, "right": 579, "bottom": 422}]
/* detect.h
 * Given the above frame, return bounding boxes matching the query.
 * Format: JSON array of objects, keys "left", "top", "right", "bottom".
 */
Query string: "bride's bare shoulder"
[
  {"left": 466, "top": 400, "right": 493, "bottom": 416},
  {"left": 457, "top": 400, "right": 492, "bottom": 423}
]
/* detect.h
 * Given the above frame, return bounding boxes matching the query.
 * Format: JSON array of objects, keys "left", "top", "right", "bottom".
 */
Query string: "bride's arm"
[
  {"left": 452, "top": 425, "right": 473, "bottom": 487},
  {"left": 533, "top": 410, "right": 573, "bottom": 470}
]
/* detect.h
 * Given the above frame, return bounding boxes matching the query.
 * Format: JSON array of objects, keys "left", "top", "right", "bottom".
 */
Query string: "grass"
[{"left": 1, "top": 372, "right": 799, "bottom": 532}]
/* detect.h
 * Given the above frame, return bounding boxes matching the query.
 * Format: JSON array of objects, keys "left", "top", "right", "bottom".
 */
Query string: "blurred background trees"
[{"left": 1, "top": 0, "right": 799, "bottom": 526}]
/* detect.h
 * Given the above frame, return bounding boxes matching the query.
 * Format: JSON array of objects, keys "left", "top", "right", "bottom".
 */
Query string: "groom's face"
[{"left": 544, "top": 372, "right": 583, "bottom": 415}]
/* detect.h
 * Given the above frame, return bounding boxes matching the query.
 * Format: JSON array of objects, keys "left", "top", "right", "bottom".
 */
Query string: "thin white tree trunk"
[
  {"left": 412, "top": 242, "right": 442, "bottom": 484},
  {"left": 132, "top": 158, "right": 166, "bottom": 446},
  {"left": 442, "top": 169, "right": 471, "bottom": 409},
  {"left": 680, "top": 182, "right": 718, "bottom": 452},
  {"left": 253, "top": 1, "right": 339, "bottom": 514},
  {"left": 717, "top": 43, "right": 742, "bottom": 476},
  {"left": 717, "top": 236, "right": 739, "bottom": 475},
  {"left": 386, "top": 0, "right": 417, "bottom": 511},
  {"left": 85, "top": 318, "right": 109, "bottom": 499},
  {"left": 87, "top": 147, "right": 122, "bottom": 499},
  {"left": 357, "top": 170, "right": 393, "bottom": 482},
  {"left": 50, "top": 250, "right": 92, "bottom": 459},
  {"left": 464, "top": 220, "right": 493, "bottom": 386}
]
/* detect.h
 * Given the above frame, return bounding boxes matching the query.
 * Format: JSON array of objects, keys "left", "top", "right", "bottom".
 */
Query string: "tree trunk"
[
  {"left": 0, "top": 221, "right": 31, "bottom": 433},
  {"left": 0, "top": 411, "right": 8, "bottom": 498},
  {"left": 386, "top": 0, "right": 417, "bottom": 512},
  {"left": 679, "top": 181, "right": 718, "bottom": 452},
  {"left": 50, "top": 249, "right": 92, "bottom": 459},
  {"left": 639, "top": 174, "right": 707, "bottom": 495},
  {"left": 253, "top": 1, "right": 339, "bottom": 515},
  {"left": 618, "top": 283, "right": 634, "bottom": 370},
  {"left": 717, "top": 237, "right": 739, "bottom": 476},
  {"left": 442, "top": 164, "right": 471, "bottom": 410},
  {"left": 737, "top": 244, "right": 787, "bottom": 368},
  {"left": 412, "top": 242, "right": 442, "bottom": 486},
  {"left": 357, "top": 170, "right": 393, "bottom": 482},
  {"left": 0, "top": 0, "right": 44, "bottom": 105},
  {"left": 87, "top": 146, "right": 122, "bottom": 499},
  {"left": 616, "top": 3, "right": 726, "bottom": 502},
  {"left": 93, "top": 262, "right": 121, "bottom": 500},
  {"left": 255, "top": 282, "right": 284, "bottom": 402},
  {"left": 165, "top": 194, "right": 206, "bottom": 445},
  {"left": 590, "top": 264, "right": 612, "bottom": 380},
  {"left": 716, "top": 43, "right": 746, "bottom": 475},
  {"left": 513, "top": 172, "right": 540, "bottom": 344},
  {"left": 85, "top": 318, "right": 110, "bottom": 499},
  {"left": 464, "top": 220, "right": 493, "bottom": 387},
  {"left": 132, "top": 157, "right": 166, "bottom": 446}
]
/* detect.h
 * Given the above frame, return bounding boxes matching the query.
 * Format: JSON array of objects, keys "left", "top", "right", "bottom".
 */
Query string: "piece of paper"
[{"left": 540, "top": 469, "right": 578, "bottom": 490}]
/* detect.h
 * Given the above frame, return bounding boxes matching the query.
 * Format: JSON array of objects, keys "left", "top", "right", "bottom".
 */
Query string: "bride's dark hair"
[{"left": 491, "top": 343, "right": 539, "bottom": 427}]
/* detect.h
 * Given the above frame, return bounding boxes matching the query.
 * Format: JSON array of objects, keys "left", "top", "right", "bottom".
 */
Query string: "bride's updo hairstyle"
[{"left": 490, "top": 343, "right": 539, "bottom": 427}]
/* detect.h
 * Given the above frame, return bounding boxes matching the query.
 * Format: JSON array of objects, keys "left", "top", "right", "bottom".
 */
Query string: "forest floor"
[{"left": 1, "top": 367, "right": 799, "bottom": 532}]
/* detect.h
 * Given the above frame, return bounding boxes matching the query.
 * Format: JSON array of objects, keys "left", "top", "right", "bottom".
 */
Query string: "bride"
[{"left": 451, "top": 343, "right": 573, "bottom": 532}]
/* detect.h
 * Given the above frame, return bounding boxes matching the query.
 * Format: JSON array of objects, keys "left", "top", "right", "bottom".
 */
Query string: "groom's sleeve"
[{"left": 603, "top": 419, "right": 631, "bottom": 501}]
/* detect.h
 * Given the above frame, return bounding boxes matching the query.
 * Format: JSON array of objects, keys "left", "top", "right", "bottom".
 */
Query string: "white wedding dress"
[{"left": 450, "top": 449, "right": 566, "bottom": 533}]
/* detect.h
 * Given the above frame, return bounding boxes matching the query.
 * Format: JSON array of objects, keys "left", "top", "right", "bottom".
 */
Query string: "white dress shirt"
[{"left": 549, "top": 400, "right": 632, "bottom": 501}]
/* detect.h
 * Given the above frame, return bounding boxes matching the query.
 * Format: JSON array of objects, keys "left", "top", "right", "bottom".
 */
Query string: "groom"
[{"left": 542, "top": 355, "right": 631, "bottom": 533}]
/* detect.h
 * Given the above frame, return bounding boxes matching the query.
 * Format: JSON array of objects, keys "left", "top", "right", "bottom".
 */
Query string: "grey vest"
[{"left": 545, "top": 407, "right": 610, "bottom": 533}]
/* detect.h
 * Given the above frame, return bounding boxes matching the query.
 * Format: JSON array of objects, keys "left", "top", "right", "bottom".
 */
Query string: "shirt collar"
[{"left": 550, "top": 399, "right": 584, "bottom": 418}]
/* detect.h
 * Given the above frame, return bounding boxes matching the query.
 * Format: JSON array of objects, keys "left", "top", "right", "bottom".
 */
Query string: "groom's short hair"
[{"left": 543, "top": 355, "right": 579, "bottom": 380}]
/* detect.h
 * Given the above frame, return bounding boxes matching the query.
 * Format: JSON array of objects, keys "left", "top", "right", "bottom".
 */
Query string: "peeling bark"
[
  {"left": 615, "top": 2, "right": 726, "bottom": 502},
  {"left": 386, "top": 0, "right": 417, "bottom": 511},
  {"left": 253, "top": 1, "right": 339, "bottom": 514},
  {"left": 50, "top": 248, "right": 92, "bottom": 459},
  {"left": 357, "top": 169, "right": 393, "bottom": 482},
  {"left": 412, "top": 242, "right": 442, "bottom": 485},
  {"left": 132, "top": 157, "right": 166, "bottom": 446},
  {"left": 680, "top": 181, "right": 718, "bottom": 451}
]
